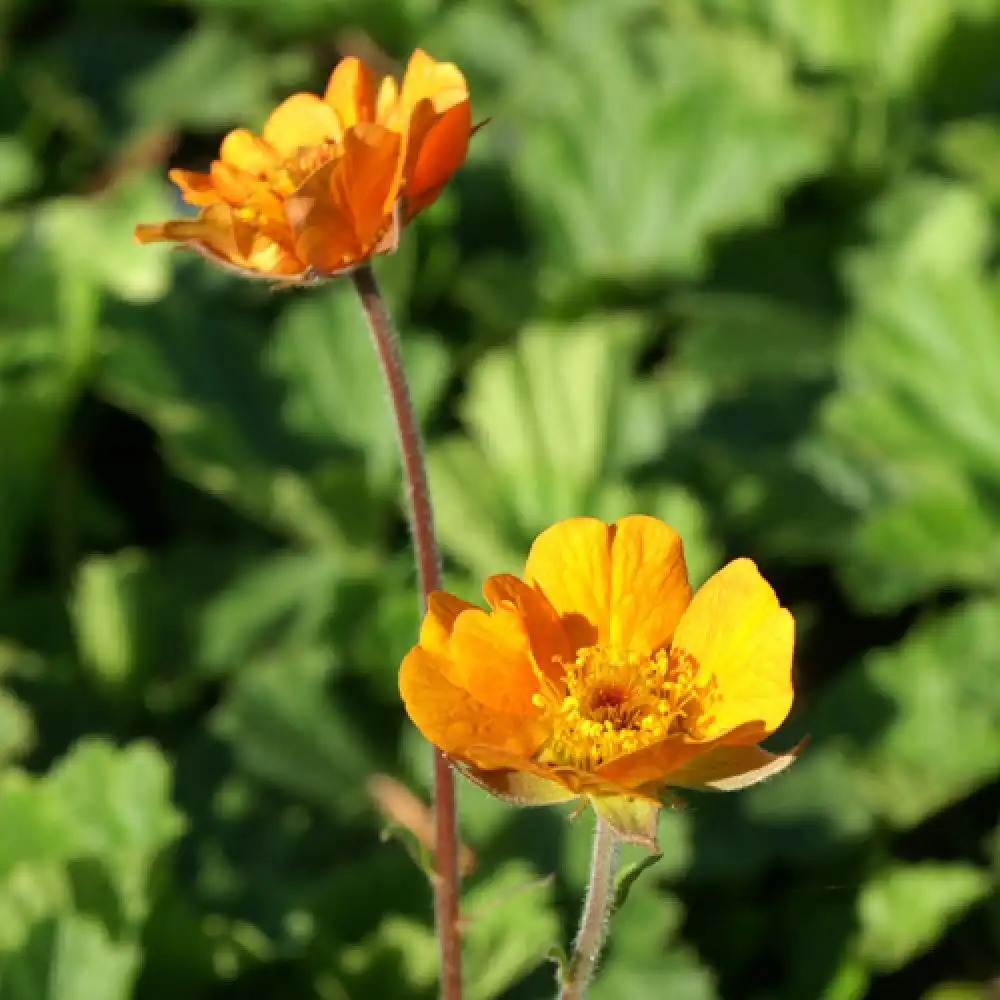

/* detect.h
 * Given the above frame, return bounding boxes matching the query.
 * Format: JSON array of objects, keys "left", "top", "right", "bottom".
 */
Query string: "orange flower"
[
  {"left": 134, "top": 50, "right": 471, "bottom": 283},
  {"left": 400, "top": 516, "right": 800, "bottom": 848}
]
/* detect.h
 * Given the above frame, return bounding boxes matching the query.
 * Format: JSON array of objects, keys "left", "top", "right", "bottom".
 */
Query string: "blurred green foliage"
[{"left": 0, "top": 0, "right": 999, "bottom": 997}]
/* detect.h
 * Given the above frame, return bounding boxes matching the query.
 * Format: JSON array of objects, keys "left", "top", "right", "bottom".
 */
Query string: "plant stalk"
[
  {"left": 352, "top": 263, "right": 463, "bottom": 1000},
  {"left": 559, "top": 816, "right": 620, "bottom": 1000}
]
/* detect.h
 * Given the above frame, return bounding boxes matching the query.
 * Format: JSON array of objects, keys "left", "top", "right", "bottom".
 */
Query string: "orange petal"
[
  {"left": 402, "top": 98, "right": 471, "bottom": 220},
  {"left": 284, "top": 159, "right": 358, "bottom": 274},
  {"left": 445, "top": 605, "right": 542, "bottom": 715},
  {"left": 482, "top": 574, "right": 571, "bottom": 684},
  {"left": 209, "top": 161, "right": 258, "bottom": 204},
  {"left": 523, "top": 517, "right": 610, "bottom": 649},
  {"left": 665, "top": 740, "right": 803, "bottom": 791},
  {"left": 594, "top": 734, "right": 703, "bottom": 789},
  {"left": 419, "top": 591, "right": 478, "bottom": 658},
  {"left": 218, "top": 128, "right": 281, "bottom": 176},
  {"left": 339, "top": 124, "right": 404, "bottom": 247},
  {"left": 262, "top": 93, "right": 343, "bottom": 157},
  {"left": 134, "top": 205, "right": 304, "bottom": 280},
  {"left": 168, "top": 168, "right": 221, "bottom": 207},
  {"left": 672, "top": 558, "right": 795, "bottom": 737},
  {"left": 323, "top": 57, "right": 377, "bottom": 129},
  {"left": 285, "top": 125, "right": 401, "bottom": 274},
  {"left": 399, "top": 646, "right": 547, "bottom": 760},
  {"left": 609, "top": 515, "right": 691, "bottom": 655}
]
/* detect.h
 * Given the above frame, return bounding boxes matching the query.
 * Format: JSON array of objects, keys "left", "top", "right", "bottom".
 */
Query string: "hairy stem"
[
  {"left": 559, "top": 816, "right": 620, "bottom": 1000},
  {"left": 352, "top": 264, "right": 463, "bottom": 1000}
]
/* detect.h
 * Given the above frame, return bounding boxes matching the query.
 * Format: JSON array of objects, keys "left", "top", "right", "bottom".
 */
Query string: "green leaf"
[
  {"left": 822, "top": 178, "right": 1000, "bottom": 608},
  {"left": 429, "top": 315, "right": 716, "bottom": 579},
  {"left": 268, "top": 270, "right": 450, "bottom": 495},
  {"left": 212, "top": 650, "right": 376, "bottom": 817},
  {"left": 511, "top": 4, "right": 831, "bottom": 283},
  {"left": 45, "top": 740, "right": 185, "bottom": 926},
  {"left": 735, "top": 0, "right": 1000, "bottom": 96},
  {"left": 125, "top": 24, "right": 309, "bottom": 131},
  {"left": 612, "top": 851, "right": 664, "bottom": 916},
  {"left": 0, "top": 137, "right": 35, "bottom": 203},
  {"left": 37, "top": 176, "right": 174, "bottom": 304},
  {"left": 99, "top": 297, "right": 356, "bottom": 547},
  {"left": 0, "top": 915, "right": 138, "bottom": 1000},
  {"left": 857, "top": 863, "right": 991, "bottom": 972},
  {"left": 462, "top": 862, "right": 560, "bottom": 1000}
]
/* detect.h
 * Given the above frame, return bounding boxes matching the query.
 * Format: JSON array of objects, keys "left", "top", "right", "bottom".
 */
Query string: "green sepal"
[{"left": 590, "top": 794, "right": 661, "bottom": 851}]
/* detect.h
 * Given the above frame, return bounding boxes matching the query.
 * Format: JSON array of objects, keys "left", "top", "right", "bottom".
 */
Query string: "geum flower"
[
  {"left": 134, "top": 50, "right": 471, "bottom": 283},
  {"left": 400, "top": 516, "right": 801, "bottom": 848}
]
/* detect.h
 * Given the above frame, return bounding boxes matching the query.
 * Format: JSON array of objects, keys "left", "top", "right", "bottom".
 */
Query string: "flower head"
[
  {"left": 400, "top": 516, "right": 799, "bottom": 848},
  {"left": 135, "top": 50, "right": 471, "bottom": 283}
]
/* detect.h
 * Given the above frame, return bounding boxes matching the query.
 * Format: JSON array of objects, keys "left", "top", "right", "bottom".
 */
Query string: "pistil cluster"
[{"left": 534, "top": 644, "right": 719, "bottom": 770}]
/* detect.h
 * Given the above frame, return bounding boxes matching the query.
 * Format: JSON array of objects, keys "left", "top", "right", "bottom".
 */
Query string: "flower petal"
[
  {"left": 482, "top": 574, "right": 571, "bottom": 684},
  {"left": 665, "top": 740, "right": 803, "bottom": 791},
  {"left": 609, "top": 515, "right": 691, "bottom": 655},
  {"left": 285, "top": 125, "right": 401, "bottom": 274},
  {"left": 284, "top": 160, "right": 358, "bottom": 274},
  {"left": 218, "top": 129, "right": 281, "bottom": 176},
  {"left": 401, "top": 98, "right": 470, "bottom": 220},
  {"left": 523, "top": 517, "right": 610, "bottom": 649},
  {"left": 419, "top": 591, "right": 477, "bottom": 657},
  {"left": 262, "top": 93, "right": 343, "bottom": 157},
  {"left": 446, "top": 605, "right": 543, "bottom": 715},
  {"left": 323, "top": 57, "right": 377, "bottom": 129},
  {"left": 591, "top": 794, "right": 661, "bottom": 851},
  {"left": 399, "top": 646, "right": 547, "bottom": 760},
  {"left": 398, "top": 49, "right": 469, "bottom": 115},
  {"left": 672, "top": 558, "right": 795, "bottom": 737},
  {"left": 594, "top": 734, "right": 703, "bottom": 789},
  {"left": 168, "top": 168, "right": 221, "bottom": 207}
]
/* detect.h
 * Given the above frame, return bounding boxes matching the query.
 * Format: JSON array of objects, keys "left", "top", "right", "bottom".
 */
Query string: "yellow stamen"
[{"left": 535, "top": 645, "right": 718, "bottom": 771}]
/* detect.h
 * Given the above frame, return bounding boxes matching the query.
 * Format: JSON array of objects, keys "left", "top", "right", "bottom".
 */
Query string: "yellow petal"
[
  {"left": 218, "top": 128, "right": 281, "bottom": 176},
  {"left": 609, "top": 515, "right": 691, "bottom": 655},
  {"left": 523, "top": 517, "right": 610, "bottom": 649},
  {"left": 262, "top": 93, "right": 343, "bottom": 157},
  {"left": 399, "top": 647, "right": 546, "bottom": 760},
  {"left": 398, "top": 49, "right": 469, "bottom": 114},
  {"left": 323, "top": 57, "right": 377, "bottom": 129},
  {"left": 672, "top": 558, "right": 795, "bottom": 737}
]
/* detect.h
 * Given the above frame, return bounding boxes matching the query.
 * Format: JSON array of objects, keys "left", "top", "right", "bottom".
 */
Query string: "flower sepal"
[
  {"left": 457, "top": 758, "right": 580, "bottom": 808},
  {"left": 591, "top": 794, "right": 662, "bottom": 852},
  {"left": 665, "top": 738, "right": 806, "bottom": 792}
]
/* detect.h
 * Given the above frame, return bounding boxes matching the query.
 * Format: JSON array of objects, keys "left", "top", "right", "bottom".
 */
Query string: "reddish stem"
[{"left": 352, "top": 264, "right": 463, "bottom": 1000}]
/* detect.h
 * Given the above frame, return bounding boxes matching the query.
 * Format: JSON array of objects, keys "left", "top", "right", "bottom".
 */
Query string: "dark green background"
[{"left": 0, "top": 1, "right": 998, "bottom": 998}]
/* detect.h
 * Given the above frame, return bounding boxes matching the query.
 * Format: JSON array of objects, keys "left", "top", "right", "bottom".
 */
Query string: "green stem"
[
  {"left": 351, "top": 264, "right": 464, "bottom": 1000},
  {"left": 559, "top": 816, "right": 620, "bottom": 1000}
]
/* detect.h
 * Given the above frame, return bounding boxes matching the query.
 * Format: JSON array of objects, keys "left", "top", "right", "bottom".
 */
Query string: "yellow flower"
[
  {"left": 400, "top": 516, "right": 800, "bottom": 847},
  {"left": 135, "top": 50, "right": 471, "bottom": 283}
]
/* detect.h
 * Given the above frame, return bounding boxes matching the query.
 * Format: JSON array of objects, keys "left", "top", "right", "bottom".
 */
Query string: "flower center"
[{"left": 533, "top": 644, "right": 718, "bottom": 771}]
